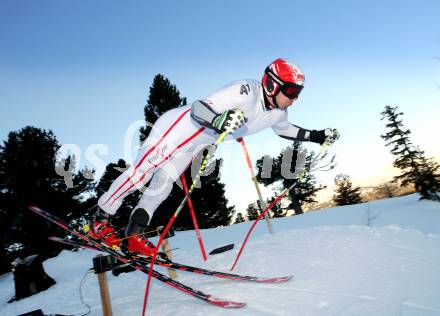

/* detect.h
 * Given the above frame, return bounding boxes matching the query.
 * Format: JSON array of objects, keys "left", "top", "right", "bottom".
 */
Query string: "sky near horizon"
[{"left": 1, "top": 0, "right": 439, "bottom": 213}]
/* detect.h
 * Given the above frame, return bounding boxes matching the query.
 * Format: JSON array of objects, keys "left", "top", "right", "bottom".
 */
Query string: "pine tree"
[
  {"left": 54, "top": 155, "right": 96, "bottom": 220},
  {"left": 139, "top": 74, "right": 187, "bottom": 142},
  {"left": 0, "top": 127, "right": 60, "bottom": 204},
  {"left": 381, "top": 105, "right": 440, "bottom": 201},
  {"left": 266, "top": 196, "right": 285, "bottom": 218},
  {"left": 234, "top": 212, "right": 245, "bottom": 224},
  {"left": 416, "top": 156, "right": 440, "bottom": 200},
  {"left": 333, "top": 174, "right": 362, "bottom": 206},
  {"left": 0, "top": 191, "right": 14, "bottom": 273},
  {"left": 246, "top": 202, "right": 260, "bottom": 221},
  {"left": 283, "top": 143, "right": 326, "bottom": 214},
  {"left": 0, "top": 126, "right": 94, "bottom": 261},
  {"left": 255, "top": 142, "right": 325, "bottom": 215}
]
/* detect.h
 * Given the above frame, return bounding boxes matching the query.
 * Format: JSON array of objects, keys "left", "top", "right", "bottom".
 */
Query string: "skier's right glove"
[
  {"left": 211, "top": 109, "right": 247, "bottom": 134},
  {"left": 309, "top": 128, "right": 340, "bottom": 145}
]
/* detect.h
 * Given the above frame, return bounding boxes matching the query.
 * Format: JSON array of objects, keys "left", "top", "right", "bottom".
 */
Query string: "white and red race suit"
[{"left": 98, "top": 79, "right": 314, "bottom": 218}]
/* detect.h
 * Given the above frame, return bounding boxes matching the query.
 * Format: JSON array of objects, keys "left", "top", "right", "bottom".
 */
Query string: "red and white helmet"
[{"left": 262, "top": 58, "right": 305, "bottom": 99}]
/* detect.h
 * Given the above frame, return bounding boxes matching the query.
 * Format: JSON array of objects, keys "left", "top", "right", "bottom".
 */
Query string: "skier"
[{"left": 90, "top": 58, "right": 339, "bottom": 257}]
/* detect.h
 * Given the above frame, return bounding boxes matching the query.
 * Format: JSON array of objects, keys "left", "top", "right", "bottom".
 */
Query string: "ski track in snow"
[{"left": 1, "top": 194, "right": 440, "bottom": 316}]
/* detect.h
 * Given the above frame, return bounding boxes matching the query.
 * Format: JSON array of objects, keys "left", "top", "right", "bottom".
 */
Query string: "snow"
[{"left": 1, "top": 193, "right": 440, "bottom": 316}]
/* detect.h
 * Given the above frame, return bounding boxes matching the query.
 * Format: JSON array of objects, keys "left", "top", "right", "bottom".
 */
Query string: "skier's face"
[{"left": 276, "top": 91, "right": 297, "bottom": 109}]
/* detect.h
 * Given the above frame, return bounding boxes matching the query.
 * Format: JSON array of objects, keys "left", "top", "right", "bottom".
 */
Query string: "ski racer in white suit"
[{"left": 91, "top": 58, "right": 339, "bottom": 257}]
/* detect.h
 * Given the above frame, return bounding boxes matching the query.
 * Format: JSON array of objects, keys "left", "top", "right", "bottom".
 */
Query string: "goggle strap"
[{"left": 265, "top": 67, "right": 285, "bottom": 86}]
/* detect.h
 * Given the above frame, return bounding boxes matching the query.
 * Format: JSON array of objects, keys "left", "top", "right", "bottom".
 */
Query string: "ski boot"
[
  {"left": 122, "top": 208, "right": 167, "bottom": 259},
  {"left": 89, "top": 207, "right": 121, "bottom": 250}
]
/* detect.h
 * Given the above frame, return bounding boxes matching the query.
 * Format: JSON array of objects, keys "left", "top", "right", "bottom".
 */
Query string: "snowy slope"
[{"left": 1, "top": 194, "right": 440, "bottom": 316}]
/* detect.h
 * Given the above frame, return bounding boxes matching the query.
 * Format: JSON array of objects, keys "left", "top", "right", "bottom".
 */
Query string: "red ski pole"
[{"left": 180, "top": 174, "right": 208, "bottom": 261}]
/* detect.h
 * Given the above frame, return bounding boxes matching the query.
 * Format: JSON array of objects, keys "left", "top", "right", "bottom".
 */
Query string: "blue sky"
[{"left": 1, "top": 0, "right": 439, "bottom": 212}]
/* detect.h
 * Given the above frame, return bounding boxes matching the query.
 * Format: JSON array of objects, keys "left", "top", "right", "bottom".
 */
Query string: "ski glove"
[
  {"left": 211, "top": 109, "right": 247, "bottom": 134},
  {"left": 309, "top": 128, "right": 340, "bottom": 145}
]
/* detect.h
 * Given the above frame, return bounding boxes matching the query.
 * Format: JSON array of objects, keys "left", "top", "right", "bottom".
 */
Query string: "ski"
[
  {"left": 49, "top": 236, "right": 293, "bottom": 283},
  {"left": 49, "top": 236, "right": 98, "bottom": 250},
  {"left": 30, "top": 206, "right": 245, "bottom": 308},
  {"left": 137, "top": 257, "right": 293, "bottom": 283}
]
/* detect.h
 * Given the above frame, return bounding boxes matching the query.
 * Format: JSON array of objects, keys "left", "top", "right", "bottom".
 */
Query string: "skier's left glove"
[
  {"left": 309, "top": 128, "right": 340, "bottom": 145},
  {"left": 211, "top": 108, "right": 247, "bottom": 134}
]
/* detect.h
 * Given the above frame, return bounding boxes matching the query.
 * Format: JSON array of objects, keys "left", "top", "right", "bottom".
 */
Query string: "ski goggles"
[
  {"left": 265, "top": 67, "right": 304, "bottom": 99},
  {"left": 279, "top": 82, "right": 303, "bottom": 99}
]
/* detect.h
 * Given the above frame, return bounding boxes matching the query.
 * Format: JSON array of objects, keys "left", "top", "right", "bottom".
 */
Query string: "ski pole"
[
  {"left": 180, "top": 174, "right": 208, "bottom": 261},
  {"left": 142, "top": 131, "right": 228, "bottom": 316},
  {"left": 230, "top": 143, "right": 329, "bottom": 271},
  {"left": 237, "top": 137, "right": 273, "bottom": 234}
]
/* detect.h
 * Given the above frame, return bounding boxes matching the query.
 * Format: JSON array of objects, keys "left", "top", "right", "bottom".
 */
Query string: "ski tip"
[
  {"left": 257, "top": 275, "right": 294, "bottom": 283},
  {"left": 29, "top": 205, "right": 43, "bottom": 213},
  {"left": 207, "top": 295, "right": 246, "bottom": 308}
]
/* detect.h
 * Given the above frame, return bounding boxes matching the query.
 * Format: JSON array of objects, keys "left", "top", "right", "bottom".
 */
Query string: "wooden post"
[
  {"left": 157, "top": 227, "right": 178, "bottom": 279},
  {"left": 95, "top": 254, "right": 113, "bottom": 316}
]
